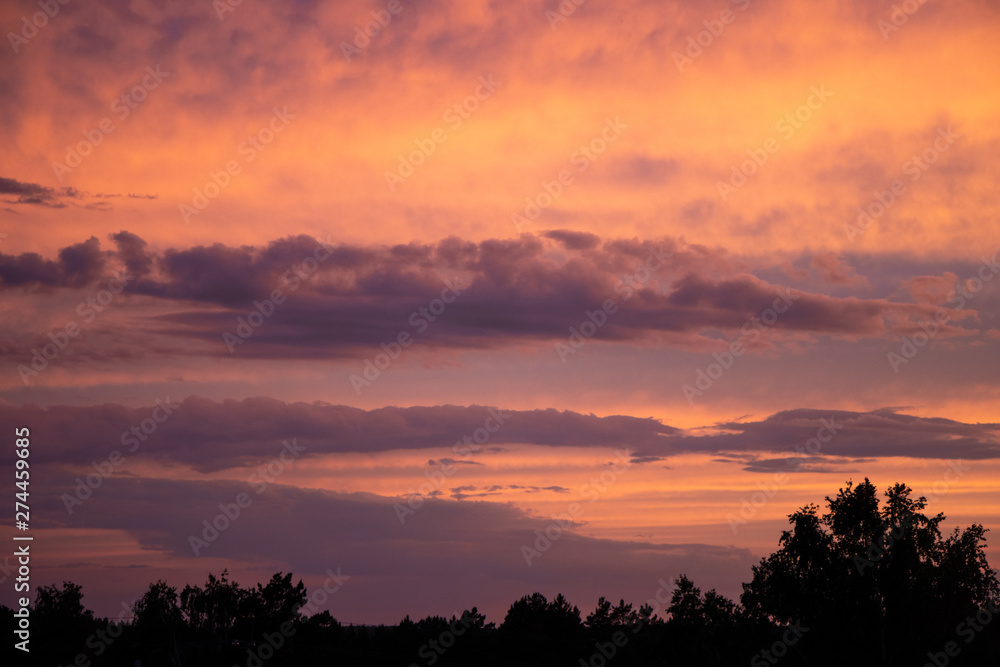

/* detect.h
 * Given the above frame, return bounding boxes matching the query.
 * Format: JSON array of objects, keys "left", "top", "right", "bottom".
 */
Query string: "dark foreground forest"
[{"left": 5, "top": 480, "right": 999, "bottom": 666}]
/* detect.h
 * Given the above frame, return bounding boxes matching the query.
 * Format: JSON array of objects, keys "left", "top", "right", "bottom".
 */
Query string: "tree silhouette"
[
  {"left": 252, "top": 571, "right": 307, "bottom": 634},
  {"left": 3, "top": 481, "right": 997, "bottom": 667},
  {"left": 741, "top": 478, "right": 1000, "bottom": 665},
  {"left": 664, "top": 575, "right": 748, "bottom": 664},
  {"left": 667, "top": 575, "right": 703, "bottom": 627},
  {"left": 500, "top": 592, "right": 583, "bottom": 665},
  {"left": 180, "top": 569, "right": 246, "bottom": 642},
  {"left": 31, "top": 581, "right": 95, "bottom": 665},
  {"left": 585, "top": 596, "right": 643, "bottom": 629},
  {"left": 132, "top": 579, "right": 184, "bottom": 665},
  {"left": 585, "top": 595, "right": 614, "bottom": 628},
  {"left": 501, "top": 592, "right": 582, "bottom": 638}
]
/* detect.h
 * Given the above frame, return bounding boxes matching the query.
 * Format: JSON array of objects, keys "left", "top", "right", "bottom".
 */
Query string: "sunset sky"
[{"left": 1, "top": 0, "right": 999, "bottom": 625}]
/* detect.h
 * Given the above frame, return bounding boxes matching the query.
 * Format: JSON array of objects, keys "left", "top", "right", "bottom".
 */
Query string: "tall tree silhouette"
[
  {"left": 252, "top": 571, "right": 307, "bottom": 634},
  {"left": 31, "top": 581, "right": 96, "bottom": 665},
  {"left": 500, "top": 592, "right": 583, "bottom": 665},
  {"left": 179, "top": 569, "right": 249, "bottom": 649},
  {"left": 741, "top": 478, "right": 1000, "bottom": 665},
  {"left": 132, "top": 579, "right": 184, "bottom": 665}
]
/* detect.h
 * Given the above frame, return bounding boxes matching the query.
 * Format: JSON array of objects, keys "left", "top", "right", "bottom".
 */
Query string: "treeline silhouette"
[{"left": 4, "top": 480, "right": 999, "bottom": 666}]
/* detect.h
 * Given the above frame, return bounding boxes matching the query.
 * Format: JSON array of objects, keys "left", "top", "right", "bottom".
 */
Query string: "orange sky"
[{"left": 1, "top": 0, "right": 999, "bottom": 624}]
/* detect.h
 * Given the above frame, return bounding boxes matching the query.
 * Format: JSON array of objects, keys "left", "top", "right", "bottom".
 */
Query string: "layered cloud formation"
[
  {"left": 1, "top": 232, "right": 995, "bottom": 367},
  {"left": 1, "top": 398, "right": 997, "bottom": 472},
  {"left": 2, "top": 0, "right": 998, "bottom": 626}
]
